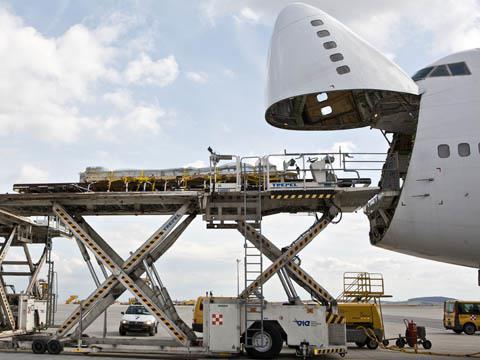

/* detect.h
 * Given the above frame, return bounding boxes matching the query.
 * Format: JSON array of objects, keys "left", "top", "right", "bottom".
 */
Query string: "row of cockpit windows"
[
  {"left": 438, "top": 143, "right": 475, "bottom": 158},
  {"left": 412, "top": 62, "right": 471, "bottom": 81}
]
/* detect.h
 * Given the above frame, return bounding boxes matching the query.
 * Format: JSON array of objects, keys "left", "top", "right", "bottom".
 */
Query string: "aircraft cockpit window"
[
  {"left": 413, "top": 62, "right": 471, "bottom": 81},
  {"left": 412, "top": 66, "right": 434, "bottom": 81},
  {"left": 437, "top": 144, "right": 450, "bottom": 158},
  {"left": 429, "top": 65, "right": 450, "bottom": 77},
  {"left": 448, "top": 62, "right": 471, "bottom": 76},
  {"left": 311, "top": 20, "right": 324, "bottom": 26},
  {"left": 458, "top": 143, "right": 471, "bottom": 157}
]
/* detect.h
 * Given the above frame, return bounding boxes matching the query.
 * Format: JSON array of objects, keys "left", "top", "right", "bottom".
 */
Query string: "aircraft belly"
[{"left": 379, "top": 217, "right": 480, "bottom": 268}]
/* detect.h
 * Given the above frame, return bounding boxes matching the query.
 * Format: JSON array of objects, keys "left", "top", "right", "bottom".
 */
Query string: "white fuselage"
[
  {"left": 265, "top": 3, "right": 480, "bottom": 269},
  {"left": 378, "top": 50, "right": 480, "bottom": 268}
]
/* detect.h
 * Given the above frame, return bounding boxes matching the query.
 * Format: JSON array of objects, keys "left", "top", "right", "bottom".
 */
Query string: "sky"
[{"left": 1, "top": 0, "right": 480, "bottom": 303}]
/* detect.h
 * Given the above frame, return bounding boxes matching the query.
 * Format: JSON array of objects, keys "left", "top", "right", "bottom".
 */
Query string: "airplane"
[{"left": 265, "top": 3, "right": 480, "bottom": 270}]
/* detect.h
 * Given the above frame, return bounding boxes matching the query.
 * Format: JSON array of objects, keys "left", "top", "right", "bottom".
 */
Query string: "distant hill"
[{"left": 384, "top": 296, "right": 455, "bottom": 305}]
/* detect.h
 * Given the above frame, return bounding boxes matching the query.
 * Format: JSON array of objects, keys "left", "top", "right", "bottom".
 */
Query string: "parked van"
[{"left": 444, "top": 300, "right": 480, "bottom": 335}]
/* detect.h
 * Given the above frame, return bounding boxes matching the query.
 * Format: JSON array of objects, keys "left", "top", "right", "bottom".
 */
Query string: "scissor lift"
[{"left": 0, "top": 149, "right": 387, "bottom": 357}]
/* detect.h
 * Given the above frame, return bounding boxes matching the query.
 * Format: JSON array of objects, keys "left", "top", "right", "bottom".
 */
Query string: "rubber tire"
[
  {"left": 46, "top": 339, "right": 63, "bottom": 355},
  {"left": 149, "top": 326, "right": 155, "bottom": 336},
  {"left": 245, "top": 323, "right": 283, "bottom": 359},
  {"left": 31, "top": 339, "right": 47, "bottom": 354},
  {"left": 119, "top": 327, "right": 127, "bottom": 336},
  {"left": 422, "top": 340, "right": 432, "bottom": 350},
  {"left": 464, "top": 323, "right": 476, "bottom": 335},
  {"left": 382, "top": 339, "right": 390, "bottom": 347},
  {"left": 355, "top": 341, "right": 366, "bottom": 348},
  {"left": 396, "top": 338, "right": 406, "bottom": 348},
  {"left": 453, "top": 329, "right": 463, "bottom": 334},
  {"left": 366, "top": 338, "right": 379, "bottom": 350}
]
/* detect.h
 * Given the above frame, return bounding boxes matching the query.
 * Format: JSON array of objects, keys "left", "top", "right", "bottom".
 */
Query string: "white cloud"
[
  {"left": 222, "top": 68, "right": 235, "bottom": 78},
  {"left": 320, "top": 141, "right": 357, "bottom": 154},
  {"left": 185, "top": 71, "right": 208, "bottom": 84},
  {"left": 93, "top": 104, "right": 171, "bottom": 140},
  {"left": 103, "top": 89, "right": 134, "bottom": 110},
  {"left": 234, "top": 7, "right": 261, "bottom": 24},
  {"left": 0, "top": 9, "right": 120, "bottom": 142},
  {"left": 125, "top": 53, "right": 179, "bottom": 86},
  {"left": 184, "top": 160, "right": 207, "bottom": 168},
  {"left": 200, "top": 0, "right": 480, "bottom": 58},
  {"left": 0, "top": 9, "right": 179, "bottom": 143},
  {"left": 124, "top": 105, "right": 165, "bottom": 133},
  {"left": 16, "top": 165, "right": 49, "bottom": 183}
]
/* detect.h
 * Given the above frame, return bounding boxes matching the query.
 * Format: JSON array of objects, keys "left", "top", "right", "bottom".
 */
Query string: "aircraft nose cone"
[
  {"left": 273, "top": 2, "right": 326, "bottom": 32},
  {"left": 265, "top": 2, "right": 418, "bottom": 131}
]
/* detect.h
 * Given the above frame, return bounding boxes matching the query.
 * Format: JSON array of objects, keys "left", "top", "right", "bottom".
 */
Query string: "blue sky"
[{"left": 1, "top": 0, "right": 480, "bottom": 302}]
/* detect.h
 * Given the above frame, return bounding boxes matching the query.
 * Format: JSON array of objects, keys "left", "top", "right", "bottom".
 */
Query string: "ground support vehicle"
[
  {"left": 444, "top": 300, "right": 480, "bottom": 335},
  {"left": 337, "top": 272, "right": 391, "bottom": 350},
  {"left": 193, "top": 296, "right": 346, "bottom": 358},
  {"left": 0, "top": 149, "right": 385, "bottom": 358},
  {"left": 338, "top": 302, "right": 383, "bottom": 350},
  {"left": 203, "top": 297, "right": 346, "bottom": 359}
]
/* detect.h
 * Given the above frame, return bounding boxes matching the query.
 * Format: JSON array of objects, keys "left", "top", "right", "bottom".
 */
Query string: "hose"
[{"left": 329, "top": 201, "right": 343, "bottom": 224}]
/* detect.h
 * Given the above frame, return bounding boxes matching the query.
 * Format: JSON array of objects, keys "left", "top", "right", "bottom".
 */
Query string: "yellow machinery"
[
  {"left": 444, "top": 300, "right": 480, "bottom": 335},
  {"left": 337, "top": 272, "right": 391, "bottom": 349},
  {"left": 192, "top": 296, "right": 233, "bottom": 332},
  {"left": 65, "top": 295, "right": 78, "bottom": 305}
]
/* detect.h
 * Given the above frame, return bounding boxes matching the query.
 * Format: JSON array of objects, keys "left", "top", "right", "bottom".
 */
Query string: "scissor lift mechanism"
[{"left": 0, "top": 150, "right": 384, "bottom": 356}]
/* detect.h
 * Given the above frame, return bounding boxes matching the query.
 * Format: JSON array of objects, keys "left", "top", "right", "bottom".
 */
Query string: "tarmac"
[{"left": 1, "top": 304, "right": 479, "bottom": 359}]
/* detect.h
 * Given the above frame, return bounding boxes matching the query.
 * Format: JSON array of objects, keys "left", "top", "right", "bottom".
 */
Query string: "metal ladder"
[{"left": 242, "top": 160, "right": 265, "bottom": 351}]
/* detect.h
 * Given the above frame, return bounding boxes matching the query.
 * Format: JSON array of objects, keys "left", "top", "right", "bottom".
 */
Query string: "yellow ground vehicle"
[
  {"left": 338, "top": 302, "right": 384, "bottom": 349},
  {"left": 192, "top": 296, "right": 232, "bottom": 332},
  {"left": 444, "top": 300, "right": 480, "bottom": 335}
]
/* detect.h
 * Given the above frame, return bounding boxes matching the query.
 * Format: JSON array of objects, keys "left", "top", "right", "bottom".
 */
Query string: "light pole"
[{"left": 236, "top": 259, "right": 241, "bottom": 297}]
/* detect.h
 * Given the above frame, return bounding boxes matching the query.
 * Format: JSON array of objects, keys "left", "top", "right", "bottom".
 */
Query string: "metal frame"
[
  {"left": 52, "top": 203, "right": 197, "bottom": 345},
  {"left": 239, "top": 207, "right": 337, "bottom": 300},
  {"left": 0, "top": 211, "right": 59, "bottom": 333},
  {"left": 237, "top": 221, "right": 335, "bottom": 305},
  {"left": 0, "top": 228, "right": 17, "bottom": 330},
  {"left": 0, "top": 160, "right": 377, "bottom": 354}
]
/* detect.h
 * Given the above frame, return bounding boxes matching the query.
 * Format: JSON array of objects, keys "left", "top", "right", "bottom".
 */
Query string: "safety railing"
[
  {"left": 339, "top": 272, "right": 387, "bottom": 302},
  {"left": 208, "top": 149, "right": 397, "bottom": 193}
]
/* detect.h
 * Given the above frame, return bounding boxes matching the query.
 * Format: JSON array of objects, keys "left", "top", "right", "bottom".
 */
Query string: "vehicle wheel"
[
  {"left": 149, "top": 327, "right": 155, "bottom": 336},
  {"left": 31, "top": 339, "right": 47, "bottom": 354},
  {"left": 46, "top": 339, "right": 63, "bottom": 355},
  {"left": 422, "top": 340, "right": 432, "bottom": 350},
  {"left": 355, "top": 341, "right": 366, "bottom": 348},
  {"left": 155, "top": 325, "right": 158, "bottom": 334},
  {"left": 119, "top": 327, "right": 127, "bottom": 336},
  {"left": 382, "top": 339, "right": 390, "bottom": 347},
  {"left": 366, "top": 338, "right": 378, "bottom": 350},
  {"left": 464, "top": 323, "right": 476, "bottom": 335},
  {"left": 453, "top": 329, "right": 463, "bottom": 334},
  {"left": 245, "top": 323, "right": 283, "bottom": 359},
  {"left": 396, "top": 338, "right": 406, "bottom": 348}
]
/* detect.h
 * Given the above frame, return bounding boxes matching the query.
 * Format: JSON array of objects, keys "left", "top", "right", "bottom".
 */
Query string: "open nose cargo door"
[{"left": 265, "top": 3, "right": 420, "bottom": 134}]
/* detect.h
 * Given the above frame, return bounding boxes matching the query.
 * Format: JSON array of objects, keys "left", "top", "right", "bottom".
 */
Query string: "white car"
[{"left": 119, "top": 305, "right": 158, "bottom": 336}]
